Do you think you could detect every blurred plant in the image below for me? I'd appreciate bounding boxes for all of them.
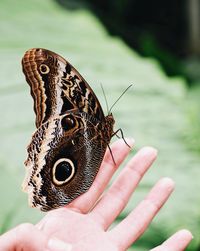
[0,208,17,235]
[184,84,200,153]
[56,0,200,86]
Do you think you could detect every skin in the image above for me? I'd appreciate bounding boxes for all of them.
[0,139,193,251]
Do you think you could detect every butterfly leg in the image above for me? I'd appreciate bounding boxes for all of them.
[112,128,131,148]
[107,144,116,166]
[107,128,130,166]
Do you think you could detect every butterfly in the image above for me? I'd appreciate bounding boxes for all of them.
[22,48,115,211]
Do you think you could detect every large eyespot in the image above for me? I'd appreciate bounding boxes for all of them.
[61,115,76,131]
[39,64,50,74]
[52,158,75,186]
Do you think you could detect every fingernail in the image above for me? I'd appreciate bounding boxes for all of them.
[48,238,72,251]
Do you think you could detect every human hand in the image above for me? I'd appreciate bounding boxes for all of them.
[0,139,193,251]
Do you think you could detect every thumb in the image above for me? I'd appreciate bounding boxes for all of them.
[0,223,48,251]
[0,223,72,251]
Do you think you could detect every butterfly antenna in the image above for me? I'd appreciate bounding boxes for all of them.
[108,84,132,114]
[100,83,109,115]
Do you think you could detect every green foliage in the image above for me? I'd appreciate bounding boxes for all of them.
[0,0,199,250]
[184,84,200,153]
[139,33,184,77]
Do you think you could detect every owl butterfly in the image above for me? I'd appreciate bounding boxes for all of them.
[22,48,115,211]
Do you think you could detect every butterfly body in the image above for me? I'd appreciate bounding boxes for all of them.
[22,48,114,211]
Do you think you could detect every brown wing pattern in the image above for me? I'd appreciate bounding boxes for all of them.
[22,48,115,211]
[22,48,105,128]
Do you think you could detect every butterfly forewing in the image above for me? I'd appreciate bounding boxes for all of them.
[22,48,105,128]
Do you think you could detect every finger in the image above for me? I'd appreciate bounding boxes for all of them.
[0,223,72,251]
[0,223,47,251]
[90,147,157,229]
[109,177,175,250]
[67,138,134,213]
[150,229,193,251]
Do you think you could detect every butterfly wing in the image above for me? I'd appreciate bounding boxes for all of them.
[22,48,105,128]
[22,48,115,211]
[23,113,112,211]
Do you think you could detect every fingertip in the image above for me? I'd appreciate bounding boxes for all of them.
[152,177,175,198]
[111,137,135,148]
[124,137,135,148]
[149,229,193,251]
[159,177,175,191]
[140,146,158,158]
[133,146,158,169]
[146,177,175,208]
[176,229,194,240]
[104,137,134,165]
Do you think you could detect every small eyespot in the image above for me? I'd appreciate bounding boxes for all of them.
[61,115,75,131]
[52,158,75,186]
[39,64,50,74]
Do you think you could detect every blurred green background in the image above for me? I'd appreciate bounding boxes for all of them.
[0,0,200,250]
